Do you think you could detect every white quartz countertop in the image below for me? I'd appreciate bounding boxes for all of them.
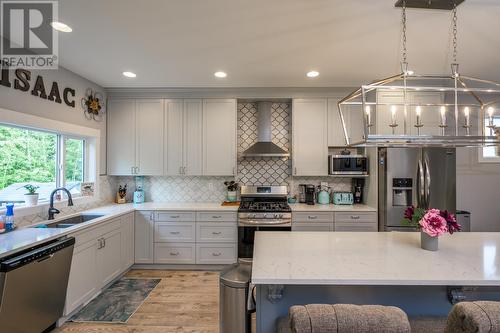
[290,203,376,212]
[0,202,237,259]
[252,231,500,286]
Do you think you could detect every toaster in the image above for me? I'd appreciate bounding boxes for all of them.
[333,192,354,205]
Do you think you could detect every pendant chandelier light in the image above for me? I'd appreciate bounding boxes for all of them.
[338,0,500,147]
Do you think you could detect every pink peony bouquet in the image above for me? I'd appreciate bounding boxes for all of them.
[402,206,461,237]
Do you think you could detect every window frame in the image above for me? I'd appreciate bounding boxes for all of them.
[0,123,90,206]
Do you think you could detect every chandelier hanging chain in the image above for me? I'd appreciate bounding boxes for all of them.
[401,0,408,73]
[451,2,459,75]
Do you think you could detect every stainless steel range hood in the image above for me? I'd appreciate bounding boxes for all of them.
[242,102,290,157]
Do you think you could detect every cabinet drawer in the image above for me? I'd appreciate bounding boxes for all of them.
[196,222,237,242]
[292,222,333,232]
[154,243,196,264]
[196,243,237,264]
[155,222,195,242]
[156,211,195,222]
[334,222,378,232]
[71,217,121,248]
[292,212,334,223]
[335,212,377,223]
[196,212,237,222]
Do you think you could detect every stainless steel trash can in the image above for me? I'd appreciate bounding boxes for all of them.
[456,210,471,232]
[220,262,252,333]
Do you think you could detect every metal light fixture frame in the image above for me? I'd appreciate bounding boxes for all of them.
[338,72,500,147]
[338,0,500,148]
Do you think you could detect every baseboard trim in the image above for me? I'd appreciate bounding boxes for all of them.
[132,263,229,271]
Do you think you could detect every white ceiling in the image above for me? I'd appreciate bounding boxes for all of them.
[57,0,500,88]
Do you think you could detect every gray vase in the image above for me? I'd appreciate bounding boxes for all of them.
[421,232,438,251]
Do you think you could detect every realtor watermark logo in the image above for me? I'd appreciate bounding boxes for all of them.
[1,0,58,69]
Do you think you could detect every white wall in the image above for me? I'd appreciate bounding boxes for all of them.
[0,64,107,174]
[457,148,500,231]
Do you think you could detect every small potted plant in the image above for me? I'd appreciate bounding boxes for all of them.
[224,181,238,202]
[21,184,40,206]
[402,206,461,251]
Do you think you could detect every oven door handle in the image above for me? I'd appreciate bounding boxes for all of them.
[239,219,292,226]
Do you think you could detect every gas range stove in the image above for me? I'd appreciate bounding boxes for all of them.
[238,186,291,226]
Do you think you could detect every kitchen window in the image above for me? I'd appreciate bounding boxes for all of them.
[480,115,500,162]
[0,124,87,207]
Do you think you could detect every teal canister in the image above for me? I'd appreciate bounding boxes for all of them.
[317,190,330,205]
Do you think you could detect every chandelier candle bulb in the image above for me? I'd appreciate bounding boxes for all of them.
[416,106,422,125]
[440,106,447,126]
[464,107,470,127]
[391,105,397,125]
[365,106,372,126]
[488,107,495,126]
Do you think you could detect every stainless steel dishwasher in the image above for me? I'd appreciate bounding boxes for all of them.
[0,236,75,333]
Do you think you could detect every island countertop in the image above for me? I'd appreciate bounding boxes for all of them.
[251,231,500,286]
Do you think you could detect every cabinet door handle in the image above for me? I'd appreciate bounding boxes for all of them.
[170,251,180,256]
[308,216,317,220]
[103,238,106,248]
[149,212,154,221]
[135,166,139,174]
[212,215,222,219]
[131,166,134,175]
[170,215,180,219]
[183,166,187,175]
[179,166,183,175]
[170,231,180,235]
[212,231,222,235]
[350,215,360,220]
[212,252,222,257]
[97,238,102,249]
[294,167,297,175]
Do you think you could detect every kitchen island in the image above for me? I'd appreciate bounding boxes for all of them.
[252,231,500,333]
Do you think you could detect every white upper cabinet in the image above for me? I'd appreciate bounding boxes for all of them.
[109,98,236,176]
[328,98,346,147]
[164,99,203,176]
[107,99,136,175]
[136,99,164,175]
[164,99,184,176]
[202,99,237,176]
[183,100,203,175]
[292,99,328,176]
[107,99,164,176]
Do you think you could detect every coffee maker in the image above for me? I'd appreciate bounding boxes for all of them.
[352,178,365,204]
[305,185,316,205]
[298,184,307,203]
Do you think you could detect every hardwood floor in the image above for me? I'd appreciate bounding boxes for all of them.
[55,270,220,333]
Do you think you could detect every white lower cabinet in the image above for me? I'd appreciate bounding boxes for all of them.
[135,211,154,264]
[97,228,122,287]
[121,213,134,270]
[292,211,378,232]
[64,239,98,315]
[154,243,196,264]
[333,212,378,231]
[196,243,237,264]
[65,214,132,316]
[155,222,196,243]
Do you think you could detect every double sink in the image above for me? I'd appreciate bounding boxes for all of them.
[40,214,105,228]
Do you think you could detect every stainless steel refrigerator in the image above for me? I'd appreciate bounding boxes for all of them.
[378,147,456,231]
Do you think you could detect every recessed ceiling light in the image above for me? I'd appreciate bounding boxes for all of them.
[214,71,227,78]
[50,21,72,32]
[122,71,137,78]
[306,71,319,78]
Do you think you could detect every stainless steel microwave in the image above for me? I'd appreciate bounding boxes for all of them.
[328,155,368,175]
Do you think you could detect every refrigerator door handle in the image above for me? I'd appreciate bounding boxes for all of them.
[424,155,431,209]
[416,160,424,208]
